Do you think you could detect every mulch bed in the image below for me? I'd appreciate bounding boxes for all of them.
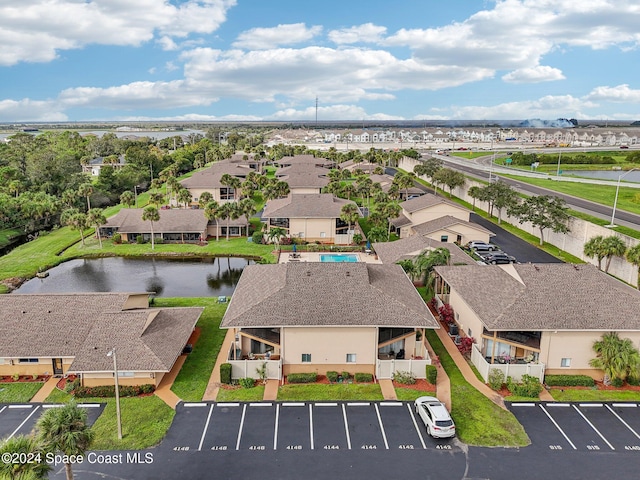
[392,379,436,392]
[0,375,49,383]
[549,381,640,392]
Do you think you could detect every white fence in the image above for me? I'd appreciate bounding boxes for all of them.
[376,358,432,379]
[471,345,545,383]
[228,360,282,380]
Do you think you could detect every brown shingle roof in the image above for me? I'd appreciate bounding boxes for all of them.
[412,215,495,237]
[401,193,468,214]
[373,237,474,265]
[435,263,640,331]
[221,263,438,328]
[262,194,358,219]
[276,155,333,168]
[181,160,253,189]
[103,208,209,234]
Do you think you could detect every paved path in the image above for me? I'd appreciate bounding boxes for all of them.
[378,378,397,400]
[263,379,279,400]
[154,355,186,409]
[424,338,452,411]
[203,329,235,401]
[30,376,60,403]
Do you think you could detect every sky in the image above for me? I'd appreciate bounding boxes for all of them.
[1,0,639,123]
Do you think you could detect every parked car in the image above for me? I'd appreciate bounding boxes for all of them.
[414,396,456,438]
[481,252,516,264]
[467,240,498,251]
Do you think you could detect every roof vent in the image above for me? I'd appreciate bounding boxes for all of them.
[533,264,539,271]
[346,271,351,277]
[306,271,311,276]
[22,310,26,314]
[573,264,579,270]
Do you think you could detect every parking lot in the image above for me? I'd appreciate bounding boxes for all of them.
[509,402,640,452]
[163,401,458,453]
[0,403,104,440]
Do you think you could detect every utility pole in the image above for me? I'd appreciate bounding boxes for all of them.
[315,96,318,128]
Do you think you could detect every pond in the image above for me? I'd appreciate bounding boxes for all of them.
[13,256,254,297]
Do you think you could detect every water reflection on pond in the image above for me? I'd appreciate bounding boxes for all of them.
[14,256,254,297]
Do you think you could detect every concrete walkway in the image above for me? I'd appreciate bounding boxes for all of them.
[154,355,186,409]
[434,326,507,409]
[424,338,452,411]
[378,379,397,400]
[203,329,236,401]
[263,379,279,400]
[30,376,60,403]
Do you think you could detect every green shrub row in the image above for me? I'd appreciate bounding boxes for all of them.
[354,373,373,383]
[220,363,232,384]
[287,373,318,384]
[425,365,437,385]
[392,371,416,385]
[238,377,256,389]
[73,384,155,398]
[544,374,595,387]
[326,371,351,382]
[488,368,505,391]
[506,374,543,398]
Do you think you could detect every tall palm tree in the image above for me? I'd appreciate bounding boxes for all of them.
[120,190,135,208]
[340,203,360,240]
[602,236,627,273]
[149,192,164,208]
[77,183,93,211]
[220,173,242,200]
[0,435,50,479]
[86,208,106,248]
[142,205,160,250]
[589,332,640,383]
[267,227,286,247]
[468,185,482,211]
[238,197,257,237]
[224,201,241,240]
[177,187,192,208]
[204,200,221,241]
[36,401,94,480]
[625,243,640,290]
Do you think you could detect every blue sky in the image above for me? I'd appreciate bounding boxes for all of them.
[1,0,639,122]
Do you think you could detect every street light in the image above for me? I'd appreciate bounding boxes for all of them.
[606,168,638,228]
[107,348,123,440]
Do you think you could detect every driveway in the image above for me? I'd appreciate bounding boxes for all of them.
[470,213,563,264]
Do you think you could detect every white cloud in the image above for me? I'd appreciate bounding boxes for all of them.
[446,94,595,119]
[0,98,67,122]
[267,104,403,121]
[586,84,640,103]
[0,0,236,66]
[328,23,387,44]
[157,36,179,51]
[502,65,565,83]
[232,23,322,50]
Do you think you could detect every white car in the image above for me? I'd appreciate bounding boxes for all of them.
[414,396,456,438]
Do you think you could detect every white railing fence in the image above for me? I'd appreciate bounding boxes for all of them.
[471,345,545,383]
[228,360,282,380]
[376,358,432,379]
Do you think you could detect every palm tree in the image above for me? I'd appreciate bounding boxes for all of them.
[77,183,93,211]
[223,202,241,240]
[584,235,607,270]
[0,435,50,479]
[204,200,222,241]
[149,192,164,208]
[340,203,360,240]
[220,173,241,200]
[198,191,213,206]
[120,190,135,208]
[177,187,192,208]
[413,247,451,293]
[602,236,627,273]
[589,332,640,384]
[267,227,286,247]
[142,206,160,250]
[86,208,106,248]
[36,401,94,480]
[468,185,483,211]
[238,197,257,236]
[625,243,640,290]
[61,209,88,246]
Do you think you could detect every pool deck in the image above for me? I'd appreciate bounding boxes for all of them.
[278,251,382,264]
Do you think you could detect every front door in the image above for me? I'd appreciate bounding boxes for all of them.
[52,358,63,375]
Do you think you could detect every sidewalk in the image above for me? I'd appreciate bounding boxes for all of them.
[154,355,186,409]
[203,329,236,401]
[434,326,507,409]
[30,376,59,403]
[424,338,452,411]
[263,379,279,400]
[379,379,397,400]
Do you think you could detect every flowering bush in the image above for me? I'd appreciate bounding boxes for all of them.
[438,304,455,324]
[457,336,476,356]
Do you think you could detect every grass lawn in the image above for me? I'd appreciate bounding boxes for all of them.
[151,297,228,401]
[45,389,175,450]
[0,382,44,403]
[216,386,266,402]
[277,384,384,401]
[394,388,431,402]
[0,228,21,249]
[550,389,640,402]
[425,330,529,447]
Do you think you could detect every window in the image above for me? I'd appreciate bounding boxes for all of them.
[118,371,135,377]
[346,354,356,363]
[18,358,38,364]
[302,354,311,363]
[440,235,449,242]
[560,358,571,368]
[320,232,326,238]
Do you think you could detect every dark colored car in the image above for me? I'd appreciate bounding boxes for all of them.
[482,252,516,264]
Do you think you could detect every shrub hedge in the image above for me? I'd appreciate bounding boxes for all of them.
[354,373,373,383]
[238,377,256,389]
[287,373,317,384]
[425,365,437,385]
[326,371,339,382]
[73,384,155,398]
[544,374,595,387]
[220,363,232,384]
[506,374,543,398]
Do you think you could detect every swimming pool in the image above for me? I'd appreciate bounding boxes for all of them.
[320,254,359,263]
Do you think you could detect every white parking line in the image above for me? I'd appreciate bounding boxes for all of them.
[273,404,280,450]
[8,405,33,409]
[314,403,337,407]
[605,404,640,440]
[250,403,272,407]
[612,403,637,408]
[572,405,615,450]
[511,403,536,407]
[42,404,64,409]
[379,402,403,407]
[347,402,370,407]
[374,404,389,450]
[407,404,427,449]
[0,406,6,415]
[6,406,40,441]
[184,402,207,407]
[342,403,352,450]
[198,404,214,451]
[282,403,305,407]
[546,403,571,407]
[309,404,314,450]
[215,403,240,407]
[579,403,603,407]
[236,404,247,451]
[539,404,577,450]
[77,404,101,408]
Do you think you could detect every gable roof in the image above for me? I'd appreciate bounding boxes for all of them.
[262,194,358,219]
[373,236,475,266]
[435,263,640,331]
[412,215,495,237]
[221,263,439,329]
[276,154,333,168]
[181,160,253,189]
[401,193,468,214]
[103,208,209,234]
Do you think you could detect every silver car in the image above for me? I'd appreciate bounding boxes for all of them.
[414,396,456,438]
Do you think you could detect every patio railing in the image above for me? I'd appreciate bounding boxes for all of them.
[228,359,282,380]
[376,358,432,379]
[471,344,545,383]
